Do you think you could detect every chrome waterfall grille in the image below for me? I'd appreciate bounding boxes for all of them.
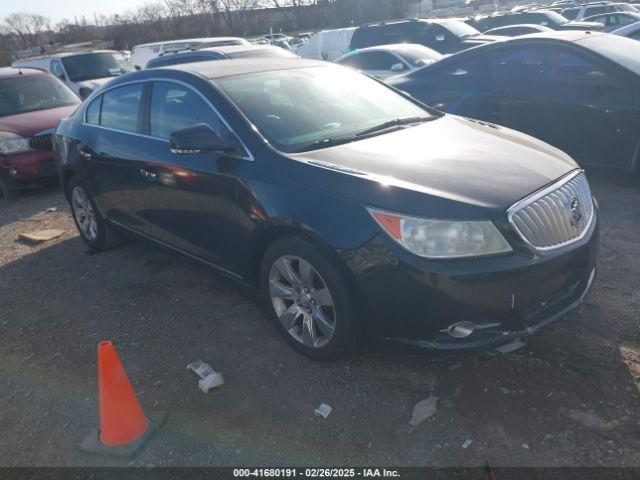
[508,171,594,251]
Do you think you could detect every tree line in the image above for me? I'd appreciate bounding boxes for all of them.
[0,0,420,66]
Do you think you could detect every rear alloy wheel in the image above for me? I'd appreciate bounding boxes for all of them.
[71,186,98,242]
[261,236,359,360]
[67,176,123,252]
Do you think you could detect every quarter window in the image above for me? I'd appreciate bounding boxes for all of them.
[85,96,102,124]
[149,82,231,141]
[50,60,65,79]
[100,84,143,133]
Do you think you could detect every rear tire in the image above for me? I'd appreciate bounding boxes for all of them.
[260,235,359,361]
[67,175,123,252]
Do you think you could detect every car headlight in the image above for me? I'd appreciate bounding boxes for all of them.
[0,131,33,155]
[368,207,512,259]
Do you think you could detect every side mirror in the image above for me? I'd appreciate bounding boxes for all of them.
[169,123,242,157]
[57,73,66,81]
[435,34,445,42]
[391,62,406,72]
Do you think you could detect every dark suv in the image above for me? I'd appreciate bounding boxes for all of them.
[467,10,604,31]
[350,18,501,54]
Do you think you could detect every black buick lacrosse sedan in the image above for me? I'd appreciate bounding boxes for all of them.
[54,59,598,360]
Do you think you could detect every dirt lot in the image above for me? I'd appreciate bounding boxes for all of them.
[0,172,639,468]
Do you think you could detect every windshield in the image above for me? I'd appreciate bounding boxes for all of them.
[395,45,443,65]
[61,52,134,82]
[216,66,432,153]
[0,75,79,117]
[440,20,482,37]
[539,11,570,24]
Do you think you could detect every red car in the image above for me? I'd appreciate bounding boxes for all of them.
[0,67,80,198]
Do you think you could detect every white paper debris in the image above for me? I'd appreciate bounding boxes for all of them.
[409,396,439,429]
[187,360,225,394]
[462,439,473,449]
[314,403,332,418]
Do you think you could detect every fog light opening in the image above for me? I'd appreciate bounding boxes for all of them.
[448,321,476,338]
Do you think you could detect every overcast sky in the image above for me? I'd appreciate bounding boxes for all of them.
[0,0,150,24]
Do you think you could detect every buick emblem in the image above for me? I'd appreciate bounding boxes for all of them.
[569,198,584,227]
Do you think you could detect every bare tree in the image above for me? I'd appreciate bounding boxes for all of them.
[0,24,16,66]
[4,13,50,49]
[208,0,262,35]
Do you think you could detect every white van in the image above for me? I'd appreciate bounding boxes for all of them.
[294,27,357,61]
[130,37,250,70]
[12,50,134,98]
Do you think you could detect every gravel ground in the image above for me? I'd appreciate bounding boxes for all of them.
[0,172,639,468]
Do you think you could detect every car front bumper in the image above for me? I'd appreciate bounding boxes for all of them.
[0,151,57,188]
[341,213,599,351]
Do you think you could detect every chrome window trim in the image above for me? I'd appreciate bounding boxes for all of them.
[81,77,254,161]
[507,169,596,252]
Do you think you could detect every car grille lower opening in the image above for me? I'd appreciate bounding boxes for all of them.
[28,133,53,151]
[508,171,594,251]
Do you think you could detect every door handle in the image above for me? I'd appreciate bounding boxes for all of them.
[139,168,157,181]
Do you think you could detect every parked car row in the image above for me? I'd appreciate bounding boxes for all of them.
[8,7,636,361]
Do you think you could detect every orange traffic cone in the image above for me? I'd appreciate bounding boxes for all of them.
[80,341,165,458]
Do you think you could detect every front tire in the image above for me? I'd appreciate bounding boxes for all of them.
[260,236,359,361]
[67,176,123,252]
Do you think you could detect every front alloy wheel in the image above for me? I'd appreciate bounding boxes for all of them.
[269,255,337,349]
[261,236,359,360]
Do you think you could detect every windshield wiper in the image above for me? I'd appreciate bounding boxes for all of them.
[291,135,360,153]
[355,116,433,137]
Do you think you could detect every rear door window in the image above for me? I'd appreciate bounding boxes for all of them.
[149,81,232,141]
[356,51,401,70]
[563,8,580,20]
[585,6,608,16]
[50,60,65,79]
[337,53,366,69]
[100,83,143,133]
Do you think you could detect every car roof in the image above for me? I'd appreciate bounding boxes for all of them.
[162,58,325,79]
[17,50,118,61]
[585,11,640,18]
[414,30,606,65]
[134,37,246,49]
[345,43,435,54]
[195,45,282,54]
[0,67,46,78]
[486,23,552,31]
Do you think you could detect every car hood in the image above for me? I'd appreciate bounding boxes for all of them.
[0,104,79,137]
[289,115,577,213]
[77,77,113,92]
[558,21,604,30]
